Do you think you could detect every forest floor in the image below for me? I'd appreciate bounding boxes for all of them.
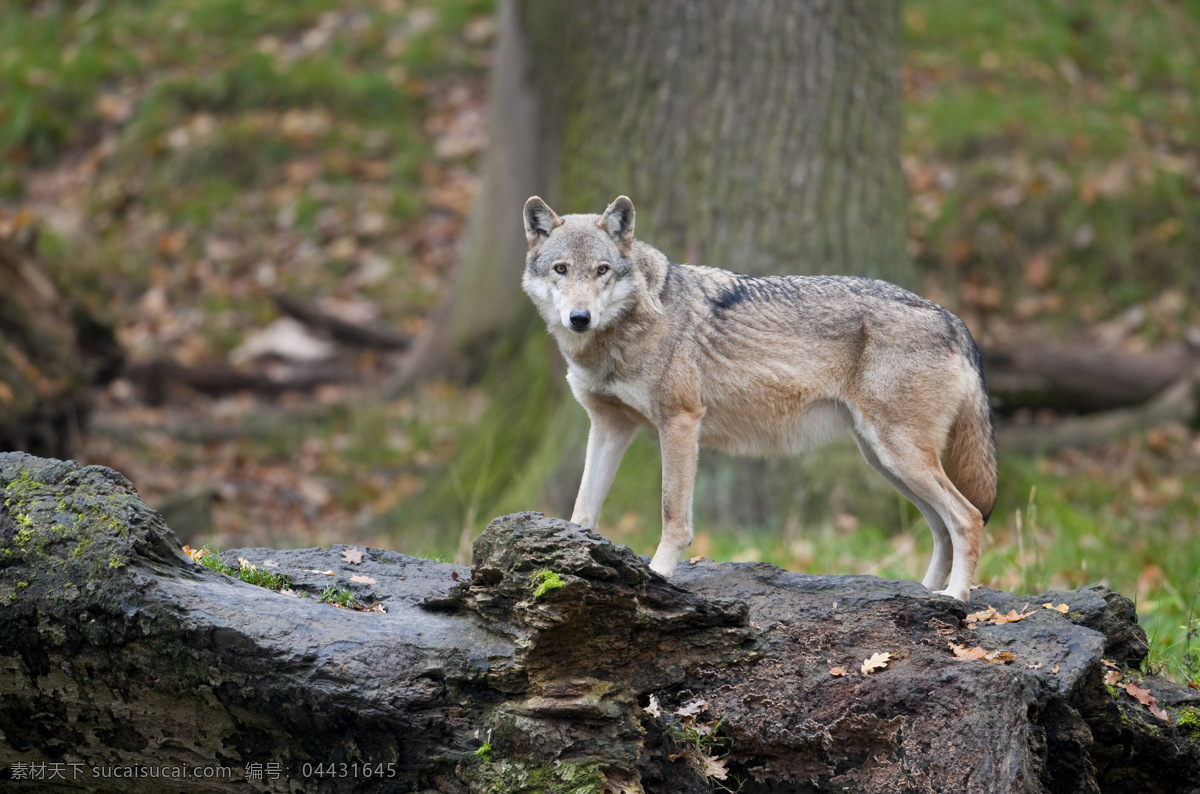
[1,0,1197,683]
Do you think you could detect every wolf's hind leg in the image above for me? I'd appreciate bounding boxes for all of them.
[649,407,706,578]
[854,433,953,591]
[571,406,638,530]
[856,428,982,602]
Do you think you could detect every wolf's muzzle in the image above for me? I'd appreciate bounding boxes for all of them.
[569,310,591,332]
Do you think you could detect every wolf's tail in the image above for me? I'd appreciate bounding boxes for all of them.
[943,358,998,524]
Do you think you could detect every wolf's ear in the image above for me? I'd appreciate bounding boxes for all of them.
[597,195,635,253]
[523,196,563,249]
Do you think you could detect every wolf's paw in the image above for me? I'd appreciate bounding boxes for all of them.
[648,552,678,579]
[934,587,969,604]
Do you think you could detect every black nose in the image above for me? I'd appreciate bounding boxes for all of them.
[569,310,591,331]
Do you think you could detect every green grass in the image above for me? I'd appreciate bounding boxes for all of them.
[905,0,1200,320]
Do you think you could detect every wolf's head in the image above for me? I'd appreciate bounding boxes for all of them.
[521,195,648,336]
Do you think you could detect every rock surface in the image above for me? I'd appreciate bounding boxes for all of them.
[1,452,1197,793]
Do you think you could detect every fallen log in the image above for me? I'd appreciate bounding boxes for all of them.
[982,337,1200,414]
[1,452,1197,793]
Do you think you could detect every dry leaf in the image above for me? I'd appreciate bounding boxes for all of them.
[643,695,662,718]
[949,642,1015,664]
[861,652,893,675]
[1104,670,1122,686]
[965,606,998,624]
[262,559,279,568]
[300,568,336,576]
[703,755,729,780]
[1051,664,1061,674]
[966,605,1034,627]
[350,574,377,585]
[829,666,849,677]
[675,698,708,718]
[1026,662,1043,670]
[1188,680,1199,691]
[363,602,386,613]
[1101,659,1121,670]
[1120,682,1169,720]
[687,555,707,565]
[1043,602,1069,613]
[342,547,364,564]
[1123,683,1154,705]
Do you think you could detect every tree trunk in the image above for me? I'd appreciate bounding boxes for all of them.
[0,230,121,459]
[3,453,1198,793]
[407,0,908,380]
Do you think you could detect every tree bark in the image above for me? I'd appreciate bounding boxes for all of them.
[406,0,908,380]
[3,453,1198,793]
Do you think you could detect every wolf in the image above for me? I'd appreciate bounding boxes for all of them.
[521,195,997,603]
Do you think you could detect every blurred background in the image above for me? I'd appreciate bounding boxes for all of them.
[0,0,1196,682]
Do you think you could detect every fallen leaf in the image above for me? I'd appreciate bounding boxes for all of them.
[1104,670,1122,686]
[966,605,1035,627]
[350,574,377,585]
[1188,680,1199,691]
[675,698,708,718]
[1043,603,1069,613]
[949,642,1015,664]
[965,606,998,624]
[1123,682,1155,706]
[1101,659,1120,670]
[703,755,729,780]
[861,652,893,675]
[687,555,707,565]
[829,666,849,677]
[1051,664,1061,674]
[341,547,364,564]
[643,695,661,718]
[1120,682,1170,720]
[300,569,336,576]
[363,602,386,613]
[1026,662,1043,670]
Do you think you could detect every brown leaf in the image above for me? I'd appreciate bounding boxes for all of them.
[1104,670,1122,686]
[687,555,707,565]
[1101,659,1120,670]
[350,574,376,585]
[1148,703,1171,722]
[966,605,1034,627]
[1123,683,1155,706]
[949,642,1014,664]
[861,652,893,675]
[829,666,848,677]
[341,547,364,564]
[1051,664,1061,674]
[1043,603,1070,613]
[703,755,729,780]
[675,698,708,718]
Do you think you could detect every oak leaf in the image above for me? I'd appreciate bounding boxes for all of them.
[1043,602,1069,613]
[1104,670,1122,686]
[829,666,849,677]
[861,652,893,675]
[675,698,708,718]
[341,547,364,564]
[703,755,729,780]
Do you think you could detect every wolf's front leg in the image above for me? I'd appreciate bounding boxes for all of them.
[649,407,706,577]
[570,406,638,530]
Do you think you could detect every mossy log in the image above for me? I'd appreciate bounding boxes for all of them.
[1,452,1197,793]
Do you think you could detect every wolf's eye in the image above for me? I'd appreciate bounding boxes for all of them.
[553,263,567,274]
[596,264,609,276]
